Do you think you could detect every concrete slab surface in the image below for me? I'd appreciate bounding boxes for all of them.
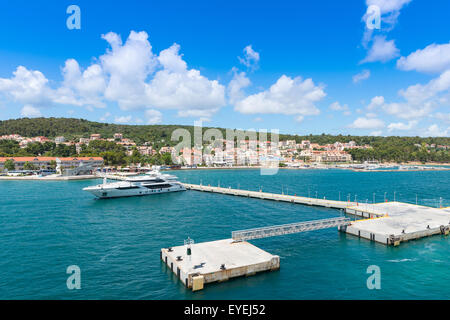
[345,202,450,244]
[161,238,279,290]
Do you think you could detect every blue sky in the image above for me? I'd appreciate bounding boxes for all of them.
[0,0,449,136]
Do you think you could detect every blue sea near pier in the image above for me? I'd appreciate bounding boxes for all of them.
[0,168,449,300]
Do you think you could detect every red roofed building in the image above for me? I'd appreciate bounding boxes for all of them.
[32,136,51,143]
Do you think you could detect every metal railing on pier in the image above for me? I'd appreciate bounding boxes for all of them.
[232,217,351,241]
[183,183,355,209]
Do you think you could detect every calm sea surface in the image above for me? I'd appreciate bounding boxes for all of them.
[0,168,449,299]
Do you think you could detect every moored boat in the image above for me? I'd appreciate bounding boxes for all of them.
[83,171,186,199]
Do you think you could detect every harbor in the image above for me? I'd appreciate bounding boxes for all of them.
[93,176,450,249]
[1,0,450,303]
[1,167,449,299]
[159,182,449,290]
[182,183,450,245]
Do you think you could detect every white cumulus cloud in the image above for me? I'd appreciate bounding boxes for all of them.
[0,30,227,120]
[0,66,53,111]
[366,0,412,14]
[330,101,348,111]
[114,115,133,123]
[146,44,226,118]
[227,68,251,104]
[145,109,162,124]
[21,105,42,117]
[158,43,188,73]
[361,36,400,63]
[353,69,371,83]
[100,112,111,121]
[349,117,385,129]
[370,130,383,136]
[424,124,449,137]
[365,70,450,122]
[234,75,325,118]
[362,0,411,46]
[387,120,418,131]
[100,31,158,110]
[397,42,450,73]
[434,112,450,124]
[57,59,106,108]
[367,96,385,110]
[329,102,351,115]
[238,45,260,70]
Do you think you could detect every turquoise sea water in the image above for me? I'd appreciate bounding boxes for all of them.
[0,168,449,300]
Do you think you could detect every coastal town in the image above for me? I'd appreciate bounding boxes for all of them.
[1,131,449,177]
[0,132,372,173]
[2,0,450,304]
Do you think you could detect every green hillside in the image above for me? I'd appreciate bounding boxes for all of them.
[0,117,449,163]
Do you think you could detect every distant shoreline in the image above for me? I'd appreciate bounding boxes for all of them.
[1,162,449,181]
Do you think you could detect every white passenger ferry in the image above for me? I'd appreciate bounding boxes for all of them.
[83,171,186,199]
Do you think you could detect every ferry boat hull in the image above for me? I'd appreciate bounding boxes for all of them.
[84,183,186,199]
[82,171,186,199]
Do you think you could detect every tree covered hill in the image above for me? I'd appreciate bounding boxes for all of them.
[1,117,450,163]
[1,117,449,144]
[0,117,191,146]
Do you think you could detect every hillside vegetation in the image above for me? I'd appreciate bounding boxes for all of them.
[0,117,449,163]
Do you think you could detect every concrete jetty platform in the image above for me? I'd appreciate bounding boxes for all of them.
[184,183,355,209]
[342,202,450,245]
[161,239,280,291]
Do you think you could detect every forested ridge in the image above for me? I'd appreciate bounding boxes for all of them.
[1,117,449,163]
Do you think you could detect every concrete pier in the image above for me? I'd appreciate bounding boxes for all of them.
[160,203,450,292]
[184,183,355,209]
[342,202,450,245]
[161,239,280,291]
[184,184,450,246]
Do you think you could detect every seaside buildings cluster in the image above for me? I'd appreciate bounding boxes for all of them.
[0,133,377,169]
[0,134,109,173]
[171,139,371,167]
[0,156,103,174]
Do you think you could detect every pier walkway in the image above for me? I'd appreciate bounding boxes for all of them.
[184,183,355,209]
[232,217,351,241]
